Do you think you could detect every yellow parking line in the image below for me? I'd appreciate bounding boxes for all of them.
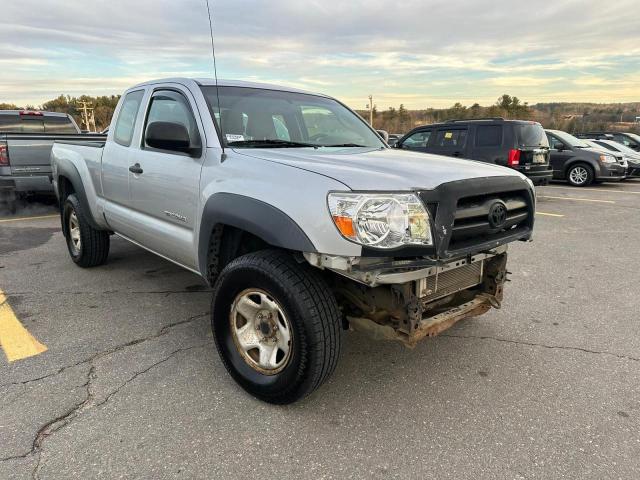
[0,290,47,362]
[0,214,59,223]
[538,195,615,204]
[544,186,640,195]
[536,211,564,217]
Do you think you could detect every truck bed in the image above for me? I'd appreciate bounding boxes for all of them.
[0,133,106,196]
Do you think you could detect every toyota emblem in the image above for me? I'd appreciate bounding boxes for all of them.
[488,201,508,229]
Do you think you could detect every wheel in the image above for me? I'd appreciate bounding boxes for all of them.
[62,194,110,267]
[567,163,594,187]
[211,249,342,404]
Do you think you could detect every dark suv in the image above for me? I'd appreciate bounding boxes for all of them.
[575,132,640,152]
[396,118,552,185]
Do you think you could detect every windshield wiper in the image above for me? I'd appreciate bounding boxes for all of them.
[228,139,317,148]
[324,143,367,147]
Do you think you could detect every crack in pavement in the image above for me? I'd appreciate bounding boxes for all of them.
[0,311,209,389]
[93,341,213,411]
[0,366,94,465]
[441,333,640,362]
[1,341,212,479]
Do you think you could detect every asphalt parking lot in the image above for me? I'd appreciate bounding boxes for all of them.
[1,182,639,479]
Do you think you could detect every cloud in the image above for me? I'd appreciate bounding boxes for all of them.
[0,0,638,107]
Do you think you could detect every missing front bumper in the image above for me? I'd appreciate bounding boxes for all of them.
[338,251,508,347]
[348,294,496,348]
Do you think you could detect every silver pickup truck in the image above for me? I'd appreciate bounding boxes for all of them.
[0,110,104,212]
[51,78,536,404]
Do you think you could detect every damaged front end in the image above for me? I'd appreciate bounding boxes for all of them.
[306,176,534,347]
[306,246,509,347]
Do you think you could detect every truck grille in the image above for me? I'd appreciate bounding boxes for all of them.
[449,191,530,250]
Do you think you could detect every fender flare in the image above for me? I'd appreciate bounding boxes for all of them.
[55,158,102,231]
[198,193,316,275]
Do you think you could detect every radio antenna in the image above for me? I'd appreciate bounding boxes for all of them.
[205,0,224,153]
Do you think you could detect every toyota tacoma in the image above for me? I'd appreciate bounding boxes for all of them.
[51,78,536,404]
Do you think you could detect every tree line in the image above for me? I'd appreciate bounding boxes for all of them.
[357,95,640,135]
[1,93,638,135]
[0,95,121,131]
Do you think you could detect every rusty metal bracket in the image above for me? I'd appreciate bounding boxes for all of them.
[348,294,495,348]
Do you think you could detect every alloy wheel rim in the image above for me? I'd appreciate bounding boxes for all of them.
[68,211,81,253]
[229,289,292,375]
[570,166,588,185]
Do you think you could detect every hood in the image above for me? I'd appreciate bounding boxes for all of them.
[235,147,524,191]
[585,147,622,159]
[626,155,640,166]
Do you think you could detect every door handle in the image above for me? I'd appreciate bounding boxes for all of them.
[129,163,143,174]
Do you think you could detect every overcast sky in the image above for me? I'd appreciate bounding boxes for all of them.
[2,0,639,109]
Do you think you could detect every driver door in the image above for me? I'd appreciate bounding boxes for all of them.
[546,133,572,176]
[127,87,205,269]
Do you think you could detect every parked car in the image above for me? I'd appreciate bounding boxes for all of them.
[585,138,640,179]
[545,129,626,186]
[582,140,629,177]
[0,110,105,212]
[395,118,553,185]
[51,78,536,404]
[386,133,403,146]
[575,132,640,152]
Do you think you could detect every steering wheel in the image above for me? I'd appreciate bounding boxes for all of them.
[309,133,330,142]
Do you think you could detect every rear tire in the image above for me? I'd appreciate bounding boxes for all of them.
[211,249,342,404]
[62,194,110,267]
[567,163,594,187]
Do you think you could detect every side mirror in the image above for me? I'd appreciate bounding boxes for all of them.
[553,142,565,151]
[376,129,389,142]
[145,121,194,154]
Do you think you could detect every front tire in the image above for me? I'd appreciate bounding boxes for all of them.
[211,249,342,404]
[567,163,594,187]
[63,194,110,267]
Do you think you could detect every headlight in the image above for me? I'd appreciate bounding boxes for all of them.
[327,192,432,248]
[599,154,616,163]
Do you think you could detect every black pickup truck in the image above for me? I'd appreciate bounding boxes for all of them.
[0,110,105,212]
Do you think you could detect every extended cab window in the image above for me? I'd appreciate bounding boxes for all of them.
[114,90,144,147]
[144,90,201,152]
[435,129,468,147]
[475,125,502,147]
[402,130,431,149]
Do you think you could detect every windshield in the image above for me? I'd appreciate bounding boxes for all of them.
[550,130,590,148]
[601,141,638,155]
[515,123,549,148]
[200,86,385,149]
[586,140,609,151]
[598,140,640,155]
[626,133,640,144]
